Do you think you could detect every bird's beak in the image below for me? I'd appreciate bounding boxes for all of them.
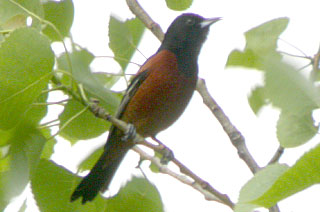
[200,17,222,28]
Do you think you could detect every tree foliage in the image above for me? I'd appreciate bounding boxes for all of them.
[0,0,319,212]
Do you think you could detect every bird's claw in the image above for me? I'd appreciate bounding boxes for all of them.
[121,124,136,142]
[160,147,174,164]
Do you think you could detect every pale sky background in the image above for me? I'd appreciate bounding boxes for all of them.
[6,0,320,212]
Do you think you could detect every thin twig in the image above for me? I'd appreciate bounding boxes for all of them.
[38,123,60,129]
[278,50,312,71]
[278,51,312,60]
[40,118,59,127]
[297,62,312,72]
[126,0,164,41]
[196,78,260,173]
[32,98,71,106]
[95,55,142,67]
[269,205,280,212]
[311,43,320,80]
[46,105,89,141]
[172,157,234,208]
[279,38,309,58]
[41,85,65,93]
[148,137,234,208]
[132,146,234,209]
[268,146,284,165]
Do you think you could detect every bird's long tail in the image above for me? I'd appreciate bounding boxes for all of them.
[70,133,131,204]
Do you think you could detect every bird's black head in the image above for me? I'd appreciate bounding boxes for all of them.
[159,13,221,60]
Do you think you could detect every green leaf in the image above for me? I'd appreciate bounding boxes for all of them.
[149,152,162,173]
[0,146,10,169]
[42,0,74,41]
[40,138,56,159]
[40,128,57,159]
[57,49,120,117]
[78,147,103,171]
[18,199,27,212]
[0,28,54,130]
[226,18,289,69]
[93,72,121,89]
[0,127,46,207]
[22,128,47,176]
[0,172,10,210]
[226,49,262,69]
[245,18,288,54]
[106,177,164,212]
[0,0,44,30]
[235,164,289,212]
[0,88,48,147]
[264,60,319,112]
[109,17,145,71]
[248,86,267,114]
[31,159,103,212]
[0,128,14,146]
[253,144,320,207]
[165,0,193,11]
[22,86,49,126]
[59,99,109,141]
[0,14,26,30]
[277,111,317,147]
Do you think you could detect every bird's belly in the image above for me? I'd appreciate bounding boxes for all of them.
[123,71,197,137]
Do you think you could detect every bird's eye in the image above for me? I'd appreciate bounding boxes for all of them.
[185,18,195,26]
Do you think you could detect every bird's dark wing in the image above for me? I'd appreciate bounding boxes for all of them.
[115,68,150,119]
[104,68,150,148]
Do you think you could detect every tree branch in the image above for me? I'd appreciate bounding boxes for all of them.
[196,78,261,174]
[311,43,320,79]
[133,146,234,209]
[126,0,164,41]
[268,146,284,165]
[269,205,280,212]
[149,137,234,208]
[196,79,281,212]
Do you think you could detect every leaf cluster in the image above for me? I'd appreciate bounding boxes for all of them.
[227,18,320,212]
[0,0,319,212]
[0,0,161,211]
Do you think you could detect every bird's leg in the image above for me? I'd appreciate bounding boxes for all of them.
[121,123,137,141]
[151,136,174,164]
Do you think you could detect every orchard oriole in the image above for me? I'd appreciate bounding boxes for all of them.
[70,13,221,204]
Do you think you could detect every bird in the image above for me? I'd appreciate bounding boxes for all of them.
[70,13,221,204]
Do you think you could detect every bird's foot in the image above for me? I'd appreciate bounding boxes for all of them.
[159,146,174,165]
[151,136,175,164]
[121,123,136,142]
